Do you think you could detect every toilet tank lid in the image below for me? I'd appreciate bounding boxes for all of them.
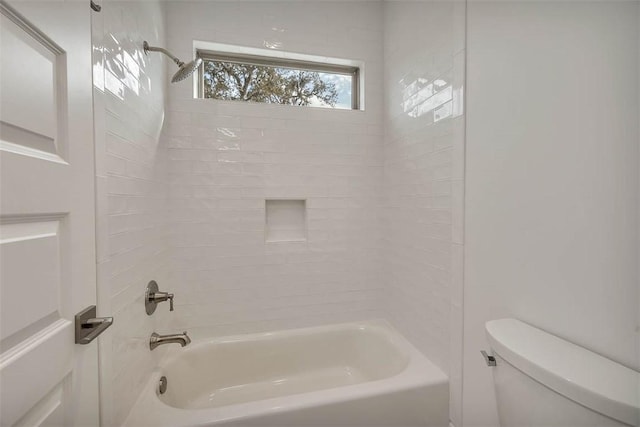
[486,318,639,427]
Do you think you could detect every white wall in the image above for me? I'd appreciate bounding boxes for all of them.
[382,1,465,425]
[463,2,640,425]
[92,2,170,424]
[162,1,386,338]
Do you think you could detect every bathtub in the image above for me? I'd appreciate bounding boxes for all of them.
[124,320,449,427]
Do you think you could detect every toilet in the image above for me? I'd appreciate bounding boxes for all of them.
[486,319,639,427]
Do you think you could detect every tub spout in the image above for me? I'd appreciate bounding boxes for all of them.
[150,331,191,351]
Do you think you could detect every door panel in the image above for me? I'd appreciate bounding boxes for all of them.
[0,1,99,425]
[1,321,73,426]
[15,382,68,427]
[0,8,60,151]
[0,219,62,341]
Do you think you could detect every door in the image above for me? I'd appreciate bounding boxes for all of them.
[0,1,99,425]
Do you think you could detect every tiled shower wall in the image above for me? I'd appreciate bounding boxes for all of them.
[92,1,170,425]
[94,1,466,424]
[383,1,465,425]
[162,1,386,337]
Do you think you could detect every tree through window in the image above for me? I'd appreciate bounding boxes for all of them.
[198,52,359,110]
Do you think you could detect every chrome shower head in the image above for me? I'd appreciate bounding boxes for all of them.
[143,41,202,84]
[171,57,203,83]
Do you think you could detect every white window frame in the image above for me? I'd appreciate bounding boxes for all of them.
[192,41,364,110]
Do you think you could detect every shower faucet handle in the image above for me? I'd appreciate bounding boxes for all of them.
[145,280,175,315]
[153,291,174,311]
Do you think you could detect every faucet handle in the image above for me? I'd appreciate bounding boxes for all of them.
[145,281,176,315]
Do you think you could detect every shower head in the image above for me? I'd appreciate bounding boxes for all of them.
[143,41,202,83]
[171,57,203,83]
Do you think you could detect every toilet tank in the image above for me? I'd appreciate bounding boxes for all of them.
[485,319,639,427]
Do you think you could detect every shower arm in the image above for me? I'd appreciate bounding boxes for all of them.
[143,41,184,67]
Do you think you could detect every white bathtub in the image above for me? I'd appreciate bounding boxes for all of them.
[124,320,449,427]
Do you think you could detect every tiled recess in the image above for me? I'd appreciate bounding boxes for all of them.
[265,200,307,242]
[94,1,466,424]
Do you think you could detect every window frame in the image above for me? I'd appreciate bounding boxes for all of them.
[196,50,360,110]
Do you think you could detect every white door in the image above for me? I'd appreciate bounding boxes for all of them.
[0,1,100,425]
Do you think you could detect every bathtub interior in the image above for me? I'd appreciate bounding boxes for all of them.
[159,324,411,410]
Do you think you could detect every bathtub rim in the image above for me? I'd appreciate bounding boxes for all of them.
[124,319,448,427]
[159,317,413,407]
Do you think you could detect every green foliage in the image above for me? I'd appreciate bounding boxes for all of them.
[203,61,339,107]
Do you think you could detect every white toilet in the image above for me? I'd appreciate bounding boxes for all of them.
[486,319,639,427]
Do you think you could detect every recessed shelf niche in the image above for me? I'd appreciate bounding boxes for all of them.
[265,199,307,243]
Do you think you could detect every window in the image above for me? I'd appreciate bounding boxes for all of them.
[197,51,359,110]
